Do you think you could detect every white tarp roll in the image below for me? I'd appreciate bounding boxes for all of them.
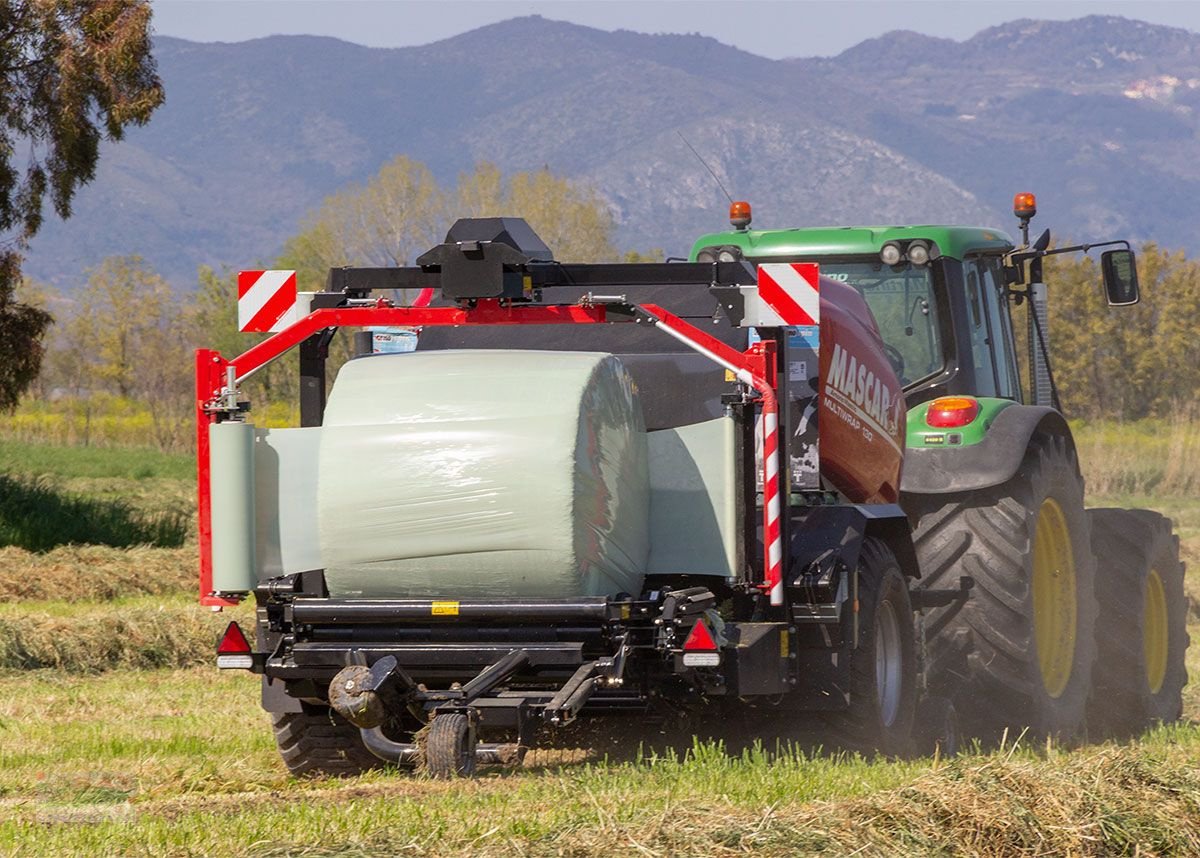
[209,421,258,594]
[317,350,650,599]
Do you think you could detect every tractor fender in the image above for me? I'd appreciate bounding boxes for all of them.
[900,405,1073,495]
[788,503,919,580]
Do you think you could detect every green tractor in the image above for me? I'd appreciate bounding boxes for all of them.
[691,194,1190,740]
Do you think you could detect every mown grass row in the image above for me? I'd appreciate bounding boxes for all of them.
[0,545,193,602]
[0,596,246,672]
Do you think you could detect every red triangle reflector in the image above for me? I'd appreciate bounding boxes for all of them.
[217,621,251,654]
[683,619,718,651]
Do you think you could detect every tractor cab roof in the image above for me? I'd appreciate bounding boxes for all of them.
[690,225,1015,262]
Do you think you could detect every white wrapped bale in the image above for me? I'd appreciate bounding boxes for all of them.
[318,350,649,599]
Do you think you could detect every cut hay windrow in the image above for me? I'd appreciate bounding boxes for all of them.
[0,544,194,601]
[0,600,245,673]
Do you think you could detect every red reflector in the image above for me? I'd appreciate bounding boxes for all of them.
[217,621,251,654]
[926,397,980,428]
[683,620,718,651]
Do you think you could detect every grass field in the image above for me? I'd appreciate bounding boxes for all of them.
[0,435,1197,856]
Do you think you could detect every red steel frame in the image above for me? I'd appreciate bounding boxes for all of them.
[196,298,781,607]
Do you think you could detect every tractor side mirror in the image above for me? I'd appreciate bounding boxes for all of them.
[1101,249,1139,306]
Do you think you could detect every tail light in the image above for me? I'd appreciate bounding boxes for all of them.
[681,619,720,667]
[216,621,254,669]
[926,397,980,428]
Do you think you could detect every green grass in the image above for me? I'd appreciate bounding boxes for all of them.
[0,667,1197,856]
[0,474,189,552]
[0,438,193,482]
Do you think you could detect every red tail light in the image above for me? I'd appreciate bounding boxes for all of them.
[683,620,718,651]
[681,619,720,668]
[217,621,253,669]
[926,397,980,428]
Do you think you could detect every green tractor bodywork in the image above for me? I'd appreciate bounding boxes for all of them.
[688,221,1098,494]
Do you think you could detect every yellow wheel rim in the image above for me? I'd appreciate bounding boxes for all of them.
[1032,498,1077,698]
[1144,569,1169,695]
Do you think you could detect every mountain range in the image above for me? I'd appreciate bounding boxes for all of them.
[23,14,1200,289]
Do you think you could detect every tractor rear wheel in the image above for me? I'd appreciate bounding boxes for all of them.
[1087,508,1189,737]
[909,433,1098,740]
[831,537,918,756]
[272,704,383,777]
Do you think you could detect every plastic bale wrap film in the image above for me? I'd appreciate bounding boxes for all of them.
[317,350,650,598]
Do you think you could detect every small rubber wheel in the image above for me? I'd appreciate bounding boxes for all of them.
[916,695,960,757]
[425,713,477,779]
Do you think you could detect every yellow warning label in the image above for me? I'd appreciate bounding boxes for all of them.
[780,630,790,658]
[724,369,736,382]
[431,601,460,616]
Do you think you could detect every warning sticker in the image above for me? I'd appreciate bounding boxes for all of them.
[431,601,460,616]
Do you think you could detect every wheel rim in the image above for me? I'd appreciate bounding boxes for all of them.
[1032,498,1077,698]
[875,599,903,727]
[1144,569,1169,695]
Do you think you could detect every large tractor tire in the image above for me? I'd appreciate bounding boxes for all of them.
[908,433,1098,740]
[1087,508,1189,738]
[271,705,383,777]
[830,537,918,756]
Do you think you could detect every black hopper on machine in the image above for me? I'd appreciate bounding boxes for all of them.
[417,217,554,302]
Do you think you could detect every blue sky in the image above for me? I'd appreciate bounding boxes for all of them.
[151,0,1200,59]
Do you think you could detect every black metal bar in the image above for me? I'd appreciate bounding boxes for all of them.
[290,597,612,624]
[327,267,439,294]
[529,261,756,288]
[298,333,326,427]
[457,649,530,703]
[360,728,421,766]
[322,261,756,295]
[542,661,599,724]
[290,642,584,667]
[306,625,605,643]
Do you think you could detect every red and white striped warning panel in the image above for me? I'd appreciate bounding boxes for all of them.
[746,262,821,327]
[238,270,309,333]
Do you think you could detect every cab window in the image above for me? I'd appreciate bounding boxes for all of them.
[965,267,998,397]
[813,261,943,388]
[970,257,1020,399]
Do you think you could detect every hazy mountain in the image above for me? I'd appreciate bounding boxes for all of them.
[22,14,1200,290]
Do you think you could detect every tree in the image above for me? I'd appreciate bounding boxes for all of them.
[277,158,632,383]
[0,0,163,410]
[69,255,192,448]
[1043,243,1200,421]
[279,155,445,284]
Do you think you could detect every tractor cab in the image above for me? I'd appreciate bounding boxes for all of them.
[689,196,1139,415]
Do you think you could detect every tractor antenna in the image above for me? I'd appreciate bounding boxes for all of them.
[678,132,734,205]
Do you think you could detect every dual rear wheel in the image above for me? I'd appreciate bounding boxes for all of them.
[1087,508,1189,736]
[911,433,1188,741]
